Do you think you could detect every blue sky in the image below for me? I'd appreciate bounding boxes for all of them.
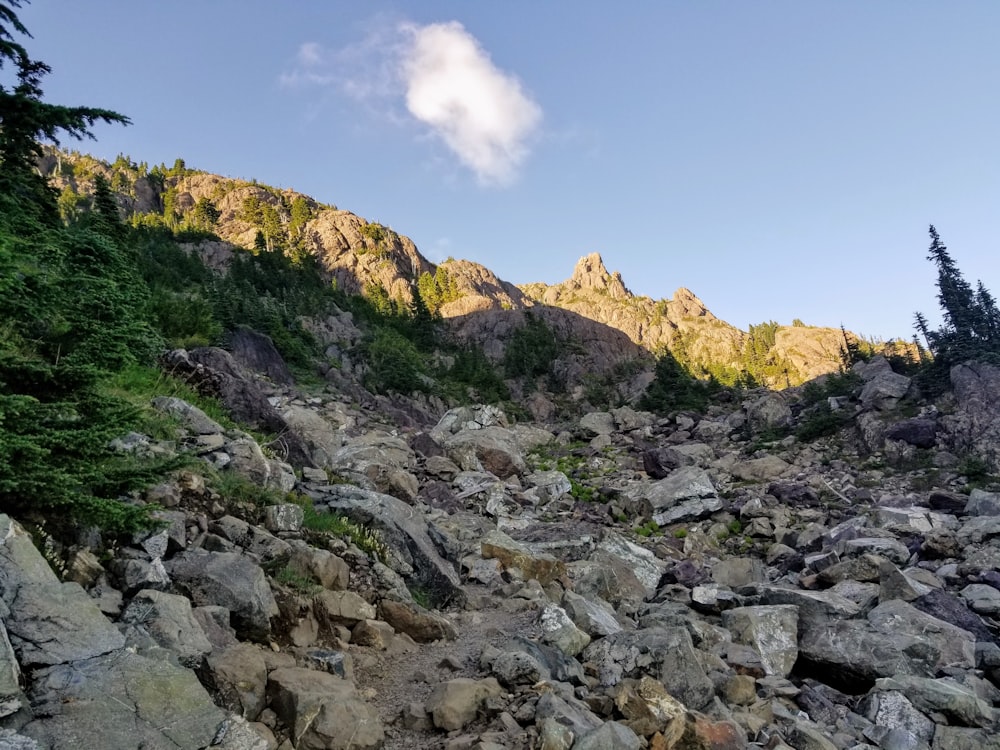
[15,1,1000,341]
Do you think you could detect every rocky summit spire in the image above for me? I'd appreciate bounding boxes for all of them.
[568,253,632,299]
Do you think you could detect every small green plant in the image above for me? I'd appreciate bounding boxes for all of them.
[673,527,688,539]
[795,403,850,442]
[211,471,281,508]
[409,586,432,609]
[290,495,389,562]
[569,478,597,503]
[727,518,743,535]
[957,455,996,491]
[635,520,661,538]
[274,565,322,595]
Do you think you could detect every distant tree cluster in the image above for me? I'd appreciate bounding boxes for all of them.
[916,225,1000,362]
[416,265,462,314]
[914,225,1000,391]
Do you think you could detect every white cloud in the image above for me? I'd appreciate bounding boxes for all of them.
[399,21,542,186]
[278,42,337,87]
[297,42,324,67]
[280,20,542,186]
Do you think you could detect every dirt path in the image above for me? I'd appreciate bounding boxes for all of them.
[352,585,542,750]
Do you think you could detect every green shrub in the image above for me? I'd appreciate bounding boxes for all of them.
[274,565,322,595]
[291,496,389,561]
[0,355,179,534]
[635,520,660,537]
[795,403,850,442]
[800,370,861,407]
[503,313,560,378]
[210,471,280,508]
[639,350,710,414]
[363,328,428,394]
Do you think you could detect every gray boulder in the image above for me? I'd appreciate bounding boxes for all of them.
[538,604,591,656]
[0,515,124,668]
[329,432,418,501]
[594,532,668,598]
[745,392,793,432]
[0,623,20,718]
[857,356,912,410]
[209,515,292,561]
[480,528,567,586]
[965,489,1000,517]
[580,411,615,436]
[166,550,278,642]
[201,642,269,720]
[798,599,975,685]
[443,425,527,478]
[149,395,224,434]
[721,605,799,677]
[534,691,604,737]
[562,590,623,637]
[947,361,1000,471]
[642,466,717,514]
[20,651,225,750]
[424,677,503,731]
[873,675,997,728]
[222,435,296,493]
[582,627,715,710]
[121,588,213,668]
[860,690,935,744]
[574,721,642,750]
[268,667,384,750]
[281,405,345,469]
[315,483,465,607]
[379,599,456,643]
[886,417,937,449]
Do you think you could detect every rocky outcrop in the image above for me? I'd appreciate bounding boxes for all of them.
[520,254,746,371]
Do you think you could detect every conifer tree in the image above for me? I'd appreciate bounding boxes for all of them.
[0,0,170,533]
[0,1,129,214]
[915,225,1000,392]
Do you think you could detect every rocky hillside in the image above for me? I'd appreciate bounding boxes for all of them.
[520,254,890,387]
[42,153,901,388]
[2,336,1000,749]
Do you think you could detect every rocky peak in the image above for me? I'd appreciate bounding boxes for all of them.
[670,286,715,320]
[567,253,631,299]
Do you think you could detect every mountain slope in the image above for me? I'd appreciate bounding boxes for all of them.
[44,152,903,387]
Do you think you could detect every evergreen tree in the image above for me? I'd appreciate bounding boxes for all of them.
[638,348,709,414]
[88,173,126,241]
[926,225,977,359]
[503,313,560,378]
[189,196,220,232]
[0,1,129,215]
[0,0,170,534]
[408,283,437,350]
[915,225,1000,392]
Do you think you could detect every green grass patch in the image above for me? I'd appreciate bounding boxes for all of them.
[289,495,389,561]
[273,565,322,595]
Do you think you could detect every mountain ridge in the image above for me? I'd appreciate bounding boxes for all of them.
[43,150,911,388]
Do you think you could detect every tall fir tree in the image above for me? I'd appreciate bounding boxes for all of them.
[0,1,129,217]
[915,225,1000,393]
